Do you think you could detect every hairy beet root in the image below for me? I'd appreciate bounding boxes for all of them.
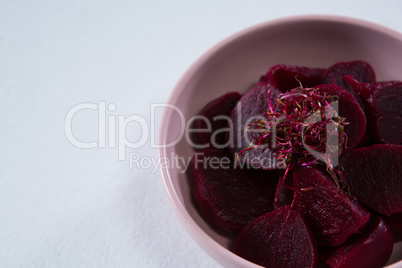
[229,82,282,170]
[235,205,318,268]
[262,64,326,92]
[383,212,402,242]
[339,144,402,216]
[190,92,242,149]
[314,84,367,153]
[320,215,394,268]
[293,165,370,246]
[192,149,278,233]
[324,60,376,108]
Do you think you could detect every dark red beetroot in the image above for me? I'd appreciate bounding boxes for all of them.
[190,92,242,149]
[262,64,326,92]
[235,205,318,268]
[323,60,376,109]
[373,81,402,116]
[320,215,394,268]
[292,165,370,247]
[324,60,376,89]
[339,144,402,216]
[345,77,402,145]
[192,149,279,233]
[349,79,402,116]
[344,75,373,101]
[376,115,402,145]
[314,84,367,153]
[371,82,402,144]
[383,212,402,242]
[273,171,294,209]
[229,82,282,170]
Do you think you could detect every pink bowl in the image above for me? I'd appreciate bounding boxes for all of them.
[159,15,402,267]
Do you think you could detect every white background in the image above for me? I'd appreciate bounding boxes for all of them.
[1,1,402,267]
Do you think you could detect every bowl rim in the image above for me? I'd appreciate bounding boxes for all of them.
[159,14,402,268]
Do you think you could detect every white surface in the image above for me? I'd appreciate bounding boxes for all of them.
[1,1,401,267]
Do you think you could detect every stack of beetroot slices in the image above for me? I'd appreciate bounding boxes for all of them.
[189,61,402,268]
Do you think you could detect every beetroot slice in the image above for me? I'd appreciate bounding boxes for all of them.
[293,165,370,246]
[376,115,402,145]
[314,84,367,153]
[274,171,294,209]
[323,60,376,108]
[344,75,374,101]
[344,78,402,114]
[235,205,318,268]
[383,212,402,242]
[192,149,279,233]
[324,60,376,87]
[371,82,402,144]
[345,77,402,144]
[262,64,326,92]
[339,144,402,216]
[320,215,394,268]
[373,81,402,116]
[190,92,242,150]
[229,82,282,170]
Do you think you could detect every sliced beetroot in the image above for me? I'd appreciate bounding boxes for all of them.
[371,115,402,145]
[339,144,402,216]
[314,84,367,153]
[370,82,402,144]
[235,205,318,268]
[324,60,376,108]
[345,77,402,144]
[344,75,374,101]
[373,81,402,116]
[293,165,370,246]
[190,92,242,150]
[192,149,279,233]
[320,215,394,268]
[324,60,376,87]
[262,64,326,92]
[274,171,294,209]
[344,78,401,112]
[229,82,282,170]
[383,212,402,242]
[376,114,402,145]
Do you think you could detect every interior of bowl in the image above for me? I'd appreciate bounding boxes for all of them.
[160,15,402,267]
